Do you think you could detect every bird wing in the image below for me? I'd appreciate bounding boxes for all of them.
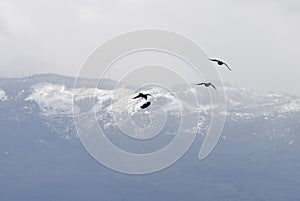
[132,94,141,99]
[211,58,232,70]
[209,58,219,62]
[224,63,232,71]
[210,84,217,89]
[196,83,205,85]
[145,94,152,99]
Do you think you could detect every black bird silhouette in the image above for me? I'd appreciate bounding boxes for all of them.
[132,93,152,100]
[196,82,216,89]
[140,101,151,109]
[209,58,231,71]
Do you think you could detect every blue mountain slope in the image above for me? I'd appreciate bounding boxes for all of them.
[1,74,300,201]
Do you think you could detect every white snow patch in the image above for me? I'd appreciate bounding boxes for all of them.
[24,82,300,126]
[0,89,7,101]
[26,83,116,117]
[279,100,300,113]
[289,140,295,145]
[26,83,75,116]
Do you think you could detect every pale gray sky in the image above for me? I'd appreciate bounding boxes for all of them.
[0,0,299,95]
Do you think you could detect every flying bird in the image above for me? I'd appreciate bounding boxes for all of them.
[196,82,216,89]
[140,101,151,109]
[132,93,152,100]
[209,58,231,71]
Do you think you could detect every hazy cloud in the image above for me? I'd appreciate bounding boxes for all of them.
[0,1,35,42]
[0,0,299,95]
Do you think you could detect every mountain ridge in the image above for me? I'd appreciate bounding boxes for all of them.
[1,74,300,201]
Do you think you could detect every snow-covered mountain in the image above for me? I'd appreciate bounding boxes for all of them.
[1,74,300,201]
[2,74,299,145]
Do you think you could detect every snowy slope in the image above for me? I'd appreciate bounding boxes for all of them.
[24,82,300,121]
[25,83,184,114]
[25,83,185,118]
[1,74,300,142]
[0,88,7,101]
[17,79,300,145]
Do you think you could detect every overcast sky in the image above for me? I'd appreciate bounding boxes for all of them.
[0,0,299,95]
